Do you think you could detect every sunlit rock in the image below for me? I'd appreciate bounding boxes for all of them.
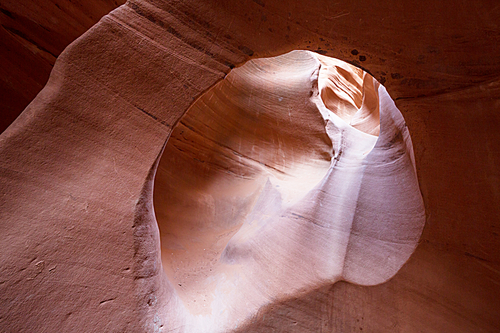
[154,51,425,331]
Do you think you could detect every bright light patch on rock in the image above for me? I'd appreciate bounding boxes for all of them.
[153,50,425,331]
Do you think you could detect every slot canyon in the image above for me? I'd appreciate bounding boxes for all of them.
[0,0,499,332]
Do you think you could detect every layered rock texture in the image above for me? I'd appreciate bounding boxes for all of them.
[1,0,500,332]
[153,51,424,330]
[0,0,126,132]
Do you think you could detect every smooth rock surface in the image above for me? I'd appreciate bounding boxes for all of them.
[1,0,499,332]
[0,0,126,133]
[153,50,424,331]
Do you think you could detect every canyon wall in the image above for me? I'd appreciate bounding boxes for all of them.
[1,0,499,332]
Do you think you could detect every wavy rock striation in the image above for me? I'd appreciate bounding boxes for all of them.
[1,0,499,332]
[153,51,424,331]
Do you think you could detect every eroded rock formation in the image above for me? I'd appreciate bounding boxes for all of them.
[0,0,127,132]
[1,0,499,332]
[153,51,424,330]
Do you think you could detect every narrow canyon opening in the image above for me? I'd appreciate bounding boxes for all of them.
[152,51,421,326]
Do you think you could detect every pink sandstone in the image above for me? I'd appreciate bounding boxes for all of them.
[0,0,499,332]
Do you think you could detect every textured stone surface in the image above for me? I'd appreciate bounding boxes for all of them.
[0,0,126,133]
[153,50,424,330]
[1,0,499,332]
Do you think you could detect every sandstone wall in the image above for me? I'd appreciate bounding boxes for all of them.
[0,0,499,332]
